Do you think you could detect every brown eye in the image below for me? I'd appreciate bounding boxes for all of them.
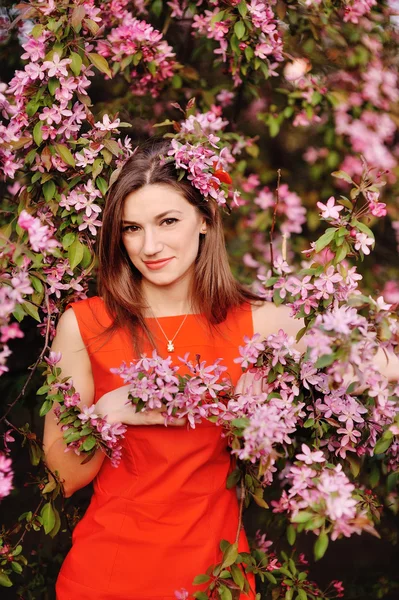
[161,218,178,226]
[122,225,139,233]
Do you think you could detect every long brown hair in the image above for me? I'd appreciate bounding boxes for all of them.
[97,138,261,349]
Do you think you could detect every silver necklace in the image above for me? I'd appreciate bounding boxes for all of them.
[152,312,189,352]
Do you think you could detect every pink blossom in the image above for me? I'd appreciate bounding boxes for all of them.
[284,58,311,82]
[95,114,121,131]
[317,196,344,220]
[18,210,59,254]
[353,232,374,255]
[0,453,13,500]
[295,443,326,464]
[42,53,72,78]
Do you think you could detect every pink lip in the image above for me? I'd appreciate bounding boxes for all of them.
[143,257,174,270]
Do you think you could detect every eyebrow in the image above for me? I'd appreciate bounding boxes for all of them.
[122,210,183,225]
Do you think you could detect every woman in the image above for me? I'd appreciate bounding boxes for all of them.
[44,139,298,600]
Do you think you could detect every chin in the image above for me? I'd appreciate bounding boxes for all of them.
[145,273,183,286]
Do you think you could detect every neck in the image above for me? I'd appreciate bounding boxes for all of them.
[141,275,195,317]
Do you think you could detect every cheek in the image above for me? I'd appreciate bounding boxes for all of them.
[122,236,141,258]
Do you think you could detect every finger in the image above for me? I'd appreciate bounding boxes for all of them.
[235,372,247,395]
[169,417,187,427]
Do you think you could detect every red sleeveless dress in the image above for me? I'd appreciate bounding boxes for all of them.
[56,296,256,600]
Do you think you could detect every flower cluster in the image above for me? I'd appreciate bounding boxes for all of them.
[97,12,177,97]
[228,331,304,483]
[164,104,249,207]
[40,352,127,468]
[0,453,13,500]
[111,350,231,428]
[272,457,376,543]
[17,210,59,254]
[190,0,284,86]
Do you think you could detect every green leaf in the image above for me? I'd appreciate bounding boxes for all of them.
[374,436,393,455]
[314,531,329,560]
[291,511,315,524]
[41,502,56,535]
[42,479,57,495]
[152,0,163,17]
[84,18,100,35]
[62,232,76,250]
[303,418,314,428]
[231,564,245,589]
[193,574,210,584]
[315,354,335,369]
[314,228,336,253]
[226,468,241,489]
[33,121,43,146]
[222,542,238,568]
[70,51,83,76]
[264,572,277,584]
[80,245,93,270]
[26,99,40,117]
[88,53,112,78]
[39,399,53,417]
[54,143,76,167]
[297,589,308,600]
[48,507,61,538]
[11,561,23,575]
[37,384,50,396]
[103,139,121,156]
[331,170,353,184]
[0,571,13,587]
[347,455,361,478]
[334,243,348,263]
[68,237,84,270]
[48,78,59,95]
[71,4,86,31]
[29,442,42,466]
[352,219,375,240]
[22,301,41,322]
[238,1,248,18]
[231,418,249,429]
[31,24,44,38]
[287,525,296,546]
[96,176,108,196]
[234,20,246,40]
[82,435,97,452]
[31,275,44,294]
[193,593,208,600]
[43,179,56,202]
[219,585,232,600]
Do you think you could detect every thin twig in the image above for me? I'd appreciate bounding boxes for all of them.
[11,498,44,550]
[0,290,52,424]
[269,168,281,272]
[235,477,246,545]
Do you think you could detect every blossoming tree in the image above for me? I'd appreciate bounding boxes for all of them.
[1,0,399,598]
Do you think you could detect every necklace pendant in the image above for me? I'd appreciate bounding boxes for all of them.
[167,340,175,352]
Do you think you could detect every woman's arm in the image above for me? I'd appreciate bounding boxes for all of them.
[43,307,188,498]
[43,308,106,498]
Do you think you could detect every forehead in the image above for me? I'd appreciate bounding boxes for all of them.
[122,184,192,220]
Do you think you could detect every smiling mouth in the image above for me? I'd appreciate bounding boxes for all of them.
[143,257,174,270]
[143,258,173,265]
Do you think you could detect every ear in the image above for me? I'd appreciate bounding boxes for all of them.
[199,217,207,234]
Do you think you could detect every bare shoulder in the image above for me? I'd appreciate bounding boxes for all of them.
[52,307,86,354]
[251,301,304,341]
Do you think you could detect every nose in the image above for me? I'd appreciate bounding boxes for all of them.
[142,227,163,257]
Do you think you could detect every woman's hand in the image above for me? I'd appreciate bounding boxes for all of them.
[95,384,187,427]
[235,370,264,396]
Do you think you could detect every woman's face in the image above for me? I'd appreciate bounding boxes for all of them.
[121,183,206,289]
